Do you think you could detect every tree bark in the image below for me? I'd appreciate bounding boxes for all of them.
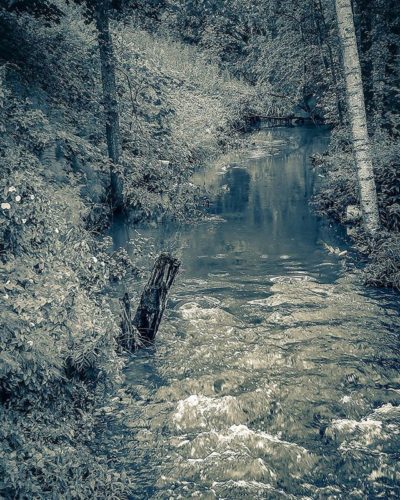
[335,0,380,236]
[120,254,181,349]
[119,292,144,351]
[95,0,124,211]
[133,253,180,344]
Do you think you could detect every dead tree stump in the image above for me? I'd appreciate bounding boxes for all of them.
[119,292,143,351]
[120,253,180,349]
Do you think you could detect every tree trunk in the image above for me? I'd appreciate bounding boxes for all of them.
[335,0,380,235]
[119,292,144,351]
[133,253,180,344]
[95,0,124,212]
[120,254,181,349]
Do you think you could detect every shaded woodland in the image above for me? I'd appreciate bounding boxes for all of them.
[0,0,399,497]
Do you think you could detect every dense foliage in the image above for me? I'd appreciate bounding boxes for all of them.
[0,67,129,496]
[164,0,345,122]
[0,1,267,496]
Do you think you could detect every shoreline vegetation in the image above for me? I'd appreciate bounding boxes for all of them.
[0,0,399,497]
[0,5,270,497]
[312,127,400,291]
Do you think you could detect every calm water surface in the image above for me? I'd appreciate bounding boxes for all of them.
[111,127,400,498]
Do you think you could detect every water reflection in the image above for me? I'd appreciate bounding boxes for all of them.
[215,168,251,214]
[171,126,346,285]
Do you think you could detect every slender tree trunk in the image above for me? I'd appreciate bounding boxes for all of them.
[95,0,124,211]
[335,0,380,235]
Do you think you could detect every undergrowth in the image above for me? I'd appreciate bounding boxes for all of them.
[0,4,268,497]
[313,127,400,290]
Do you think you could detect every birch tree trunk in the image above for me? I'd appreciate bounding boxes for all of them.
[95,0,124,212]
[335,0,380,235]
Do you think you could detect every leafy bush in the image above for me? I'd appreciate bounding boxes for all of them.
[364,234,400,290]
[313,126,400,290]
[373,134,400,232]
[0,406,133,498]
[0,66,130,497]
[312,127,359,222]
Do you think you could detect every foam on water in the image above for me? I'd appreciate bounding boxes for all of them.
[158,424,316,497]
[172,395,247,432]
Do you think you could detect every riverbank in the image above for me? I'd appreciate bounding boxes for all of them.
[0,11,265,496]
[312,126,400,290]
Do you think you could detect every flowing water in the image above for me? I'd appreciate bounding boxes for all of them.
[110,127,400,498]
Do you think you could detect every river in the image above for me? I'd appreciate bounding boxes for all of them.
[110,126,400,498]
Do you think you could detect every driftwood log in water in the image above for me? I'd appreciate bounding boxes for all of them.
[120,253,180,349]
[243,115,325,130]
